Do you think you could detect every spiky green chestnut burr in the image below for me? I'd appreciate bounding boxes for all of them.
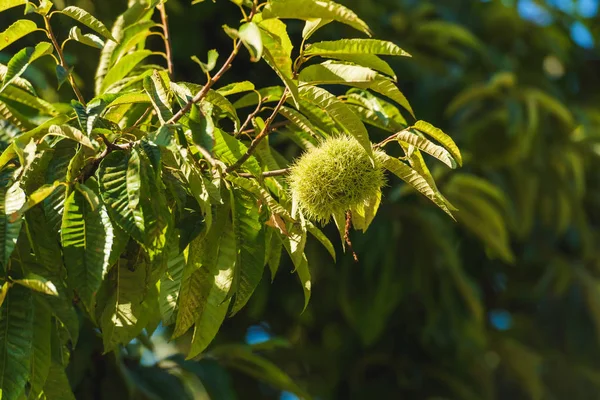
[287,136,386,224]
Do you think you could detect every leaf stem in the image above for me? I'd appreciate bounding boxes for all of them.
[374,128,411,149]
[43,15,86,105]
[226,89,288,173]
[157,2,174,79]
[238,168,290,178]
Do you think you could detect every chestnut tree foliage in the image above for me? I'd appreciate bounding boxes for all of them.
[0,0,462,398]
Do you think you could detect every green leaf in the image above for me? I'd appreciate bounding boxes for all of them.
[230,187,265,315]
[172,82,240,130]
[61,186,113,312]
[101,264,157,352]
[12,273,59,296]
[187,217,236,356]
[233,86,284,109]
[29,297,52,397]
[299,62,378,84]
[300,63,414,117]
[67,26,105,49]
[0,285,33,400]
[0,282,9,308]
[0,20,38,52]
[0,85,58,116]
[100,50,155,93]
[59,6,116,42]
[191,49,219,74]
[299,85,373,159]
[263,0,372,36]
[98,150,145,243]
[43,140,76,232]
[279,224,311,309]
[217,81,254,96]
[304,38,409,57]
[213,128,262,177]
[42,363,76,400]
[525,88,573,126]
[302,18,331,40]
[258,18,300,107]
[55,65,70,90]
[0,64,36,95]
[46,125,95,149]
[98,148,169,258]
[143,70,173,123]
[413,120,462,167]
[239,22,263,62]
[210,344,311,398]
[172,201,233,338]
[1,181,26,269]
[159,240,186,325]
[396,130,457,168]
[350,191,381,232]
[0,0,27,12]
[279,106,322,139]
[105,91,151,110]
[263,50,300,108]
[326,54,396,79]
[0,42,53,93]
[109,21,158,66]
[380,153,454,218]
[28,0,53,16]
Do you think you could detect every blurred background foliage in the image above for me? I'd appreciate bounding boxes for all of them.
[2,0,600,399]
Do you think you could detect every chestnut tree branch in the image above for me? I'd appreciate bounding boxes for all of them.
[167,1,258,125]
[226,90,289,173]
[44,15,86,105]
[157,2,174,79]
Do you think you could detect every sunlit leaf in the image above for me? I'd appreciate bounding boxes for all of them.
[59,6,116,42]
[0,20,38,52]
[0,42,53,93]
[67,26,105,49]
[239,22,263,62]
[263,0,372,36]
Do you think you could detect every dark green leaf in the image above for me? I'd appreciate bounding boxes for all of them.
[0,285,33,400]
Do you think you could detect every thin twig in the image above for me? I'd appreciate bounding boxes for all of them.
[238,168,290,178]
[44,15,86,105]
[194,144,218,168]
[167,1,258,125]
[239,120,290,136]
[236,95,264,137]
[374,128,411,149]
[344,210,359,263]
[157,3,174,79]
[226,90,288,173]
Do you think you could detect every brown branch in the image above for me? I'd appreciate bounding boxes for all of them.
[344,210,359,262]
[167,1,258,125]
[157,2,174,79]
[44,15,86,105]
[226,90,288,173]
[238,168,290,178]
